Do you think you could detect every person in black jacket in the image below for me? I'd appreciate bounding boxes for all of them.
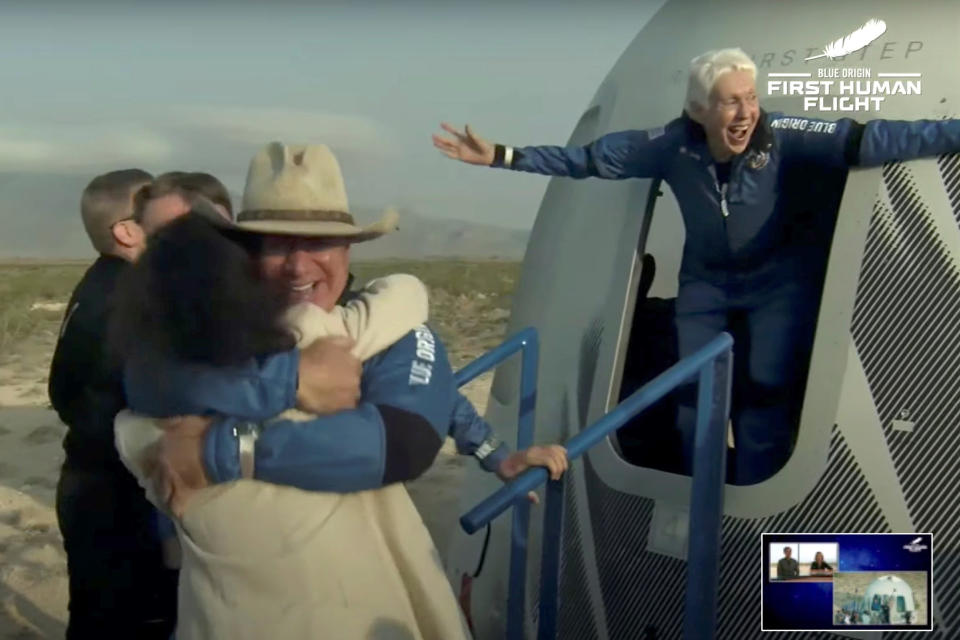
[810,551,834,576]
[48,168,181,639]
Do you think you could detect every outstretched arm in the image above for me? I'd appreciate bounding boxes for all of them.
[857,117,960,166]
[771,112,960,168]
[433,122,665,179]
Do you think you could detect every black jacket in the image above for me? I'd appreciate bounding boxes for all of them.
[49,255,129,469]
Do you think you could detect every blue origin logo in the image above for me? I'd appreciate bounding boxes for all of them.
[902,537,928,553]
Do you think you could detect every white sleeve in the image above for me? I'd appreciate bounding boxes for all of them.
[114,409,167,510]
[336,274,429,361]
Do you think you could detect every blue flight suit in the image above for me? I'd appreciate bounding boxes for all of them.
[492,111,960,484]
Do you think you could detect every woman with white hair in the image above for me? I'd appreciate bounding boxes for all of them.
[432,47,960,485]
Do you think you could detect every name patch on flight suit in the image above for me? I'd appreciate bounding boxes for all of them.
[408,324,435,385]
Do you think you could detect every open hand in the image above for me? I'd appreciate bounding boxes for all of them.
[149,415,214,517]
[432,123,496,166]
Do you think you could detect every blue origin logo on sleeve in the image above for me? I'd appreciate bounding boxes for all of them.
[408,324,435,386]
[770,117,838,134]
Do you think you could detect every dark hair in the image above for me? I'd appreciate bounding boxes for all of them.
[110,210,294,367]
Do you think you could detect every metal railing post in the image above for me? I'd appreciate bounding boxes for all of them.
[683,350,732,640]
[506,330,539,640]
[453,327,539,640]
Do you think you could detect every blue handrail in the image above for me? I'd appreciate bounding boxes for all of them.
[455,326,539,640]
[457,330,733,640]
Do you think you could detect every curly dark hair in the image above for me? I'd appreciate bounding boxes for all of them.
[109,210,294,368]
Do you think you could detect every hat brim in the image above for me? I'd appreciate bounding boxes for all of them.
[204,208,398,244]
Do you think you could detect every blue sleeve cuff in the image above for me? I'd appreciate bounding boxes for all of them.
[203,416,241,483]
[479,442,511,473]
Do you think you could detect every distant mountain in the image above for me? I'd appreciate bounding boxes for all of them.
[350,208,529,260]
[0,173,530,260]
[0,172,94,259]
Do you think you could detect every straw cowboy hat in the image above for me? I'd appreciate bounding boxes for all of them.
[233,142,398,242]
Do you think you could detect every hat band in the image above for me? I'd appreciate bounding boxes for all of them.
[238,209,355,225]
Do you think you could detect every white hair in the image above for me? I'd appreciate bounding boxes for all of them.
[685,48,757,113]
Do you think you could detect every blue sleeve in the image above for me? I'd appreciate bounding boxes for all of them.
[124,349,299,421]
[770,113,960,169]
[450,390,510,473]
[769,113,858,168]
[506,129,666,179]
[154,510,177,541]
[858,118,960,167]
[203,325,451,492]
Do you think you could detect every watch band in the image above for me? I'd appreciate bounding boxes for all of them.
[492,144,515,169]
[475,436,502,461]
[492,144,505,167]
[232,422,260,479]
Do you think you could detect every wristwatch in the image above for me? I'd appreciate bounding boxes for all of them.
[492,144,515,169]
[232,421,260,479]
[474,436,502,462]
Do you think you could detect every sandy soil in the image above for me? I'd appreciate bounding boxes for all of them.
[0,324,493,639]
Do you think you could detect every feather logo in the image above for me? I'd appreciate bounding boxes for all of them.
[805,18,887,61]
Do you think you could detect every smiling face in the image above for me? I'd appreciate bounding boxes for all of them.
[257,235,352,311]
[695,69,759,162]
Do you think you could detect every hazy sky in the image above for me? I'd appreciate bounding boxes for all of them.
[0,1,665,239]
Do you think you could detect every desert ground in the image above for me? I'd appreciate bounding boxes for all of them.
[0,260,519,638]
[832,571,928,626]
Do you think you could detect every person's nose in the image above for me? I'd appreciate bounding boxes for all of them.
[284,249,314,277]
[734,99,748,120]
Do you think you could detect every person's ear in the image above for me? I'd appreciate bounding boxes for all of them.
[112,219,145,249]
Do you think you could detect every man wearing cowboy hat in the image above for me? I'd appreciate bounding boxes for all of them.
[148,142,546,509]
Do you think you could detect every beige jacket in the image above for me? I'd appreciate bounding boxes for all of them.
[115,274,471,640]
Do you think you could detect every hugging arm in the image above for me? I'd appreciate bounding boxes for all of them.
[203,326,453,492]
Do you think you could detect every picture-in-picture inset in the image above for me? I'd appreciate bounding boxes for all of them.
[833,572,928,626]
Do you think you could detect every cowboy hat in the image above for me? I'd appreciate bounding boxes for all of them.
[233,142,398,242]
